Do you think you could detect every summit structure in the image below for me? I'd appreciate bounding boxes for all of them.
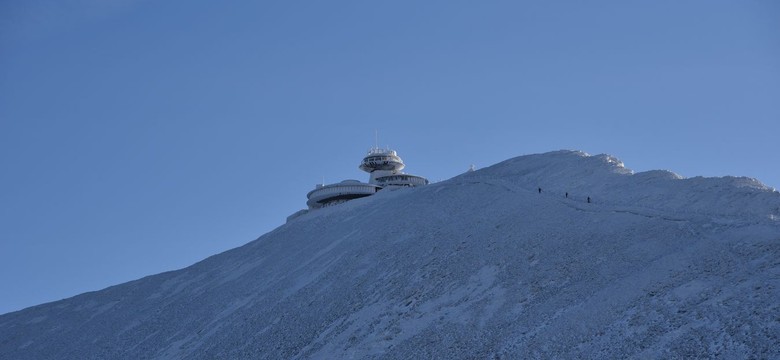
[305,146,428,210]
[359,147,429,187]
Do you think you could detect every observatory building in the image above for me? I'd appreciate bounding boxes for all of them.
[305,147,429,210]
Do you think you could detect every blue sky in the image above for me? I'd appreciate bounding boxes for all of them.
[1,0,778,314]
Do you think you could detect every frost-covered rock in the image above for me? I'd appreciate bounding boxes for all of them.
[1,150,779,359]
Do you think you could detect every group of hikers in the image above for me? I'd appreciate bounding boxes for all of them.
[538,187,590,203]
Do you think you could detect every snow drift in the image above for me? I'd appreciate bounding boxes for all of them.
[1,150,779,359]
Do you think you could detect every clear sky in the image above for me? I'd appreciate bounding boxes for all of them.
[1,1,778,314]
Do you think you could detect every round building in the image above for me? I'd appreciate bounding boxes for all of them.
[305,146,428,210]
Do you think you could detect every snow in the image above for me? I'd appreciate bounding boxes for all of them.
[1,150,778,359]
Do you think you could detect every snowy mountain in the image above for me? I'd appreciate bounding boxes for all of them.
[2,150,779,359]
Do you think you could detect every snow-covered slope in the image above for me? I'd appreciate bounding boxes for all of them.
[2,150,779,359]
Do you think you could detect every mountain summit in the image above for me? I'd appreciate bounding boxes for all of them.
[2,150,779,359]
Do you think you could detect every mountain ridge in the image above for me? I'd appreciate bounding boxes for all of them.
[2,150,779,359]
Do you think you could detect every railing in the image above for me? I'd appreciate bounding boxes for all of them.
[308,183,378,201]
[366,147,397,156]
[375,174,429,186]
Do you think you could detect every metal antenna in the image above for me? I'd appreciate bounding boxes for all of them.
[374,129,378,149]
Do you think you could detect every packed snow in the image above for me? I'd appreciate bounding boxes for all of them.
[1,150,778,359]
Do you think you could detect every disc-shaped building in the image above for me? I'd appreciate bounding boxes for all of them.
[305,147,428,210]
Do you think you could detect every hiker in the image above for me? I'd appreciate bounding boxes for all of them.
[587,196,591,203]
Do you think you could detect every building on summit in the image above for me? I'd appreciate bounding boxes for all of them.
[305,146,429,210]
